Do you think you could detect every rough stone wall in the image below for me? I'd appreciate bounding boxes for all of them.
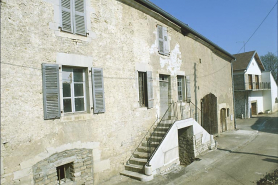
[1,0,234,184]
[235,91,248,118]
[234,74,245,90]
[33,149,93,185]
[178,128,194,166]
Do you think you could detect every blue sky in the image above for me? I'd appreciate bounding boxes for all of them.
[149,0,277,57]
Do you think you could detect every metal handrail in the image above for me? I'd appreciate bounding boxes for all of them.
[146,102,178,165]
[126,117,159,164]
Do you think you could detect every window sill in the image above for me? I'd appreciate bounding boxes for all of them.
[61,112,92,122]
[55,30,92,42]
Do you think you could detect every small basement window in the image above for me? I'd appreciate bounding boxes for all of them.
[56,162,74,184]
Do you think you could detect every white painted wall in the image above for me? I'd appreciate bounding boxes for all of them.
[249,91,264,114]
[270,73,278,112]
[245,58,262,75]
[149,118,214,174]
[263,91,272,112]
[262,72,278,112]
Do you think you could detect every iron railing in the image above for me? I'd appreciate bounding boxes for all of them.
[234,82,271,91]
[146,102,177,165]
[146,101,201,165]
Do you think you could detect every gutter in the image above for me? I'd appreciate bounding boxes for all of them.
[135,0,236,61]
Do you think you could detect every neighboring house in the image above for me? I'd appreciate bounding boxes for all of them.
[233,51,278,119]
[1,0,235,184]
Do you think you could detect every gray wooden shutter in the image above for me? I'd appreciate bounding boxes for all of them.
[147,71,154,109]
[74,0,86,36]
[61,0,73,33]
[157,25,164,54]
[42,64,61,119]
[92,68,105,113]
[163,27,169,55]
[182,76,186,102]
[186,76,191,103]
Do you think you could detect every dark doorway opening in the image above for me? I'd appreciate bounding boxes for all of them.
[251,102,257,116]
[178,126,194,166]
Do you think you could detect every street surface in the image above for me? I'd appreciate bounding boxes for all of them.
[101,112,278,185]
[171,113,278,185]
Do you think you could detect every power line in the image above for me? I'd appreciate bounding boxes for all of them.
[237,1,278,53]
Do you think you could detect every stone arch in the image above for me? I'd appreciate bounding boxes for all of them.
[201,93,218,135]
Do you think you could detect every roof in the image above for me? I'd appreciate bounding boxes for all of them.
[131,0,236,61]
[233,51,265,71]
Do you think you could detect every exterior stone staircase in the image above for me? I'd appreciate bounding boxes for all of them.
[120,119,174,181]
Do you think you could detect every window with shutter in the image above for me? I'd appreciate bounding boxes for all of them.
[138,71,153,108]
[157,25,169,55]
[60,0,86,36]
[42,64,61,119]
[92,68,105,113]
[138,72,147,107]
[177,76,185,101]
[62,67,86,113]
[147,71,154,109]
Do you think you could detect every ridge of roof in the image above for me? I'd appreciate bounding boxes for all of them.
[233,51,265,71]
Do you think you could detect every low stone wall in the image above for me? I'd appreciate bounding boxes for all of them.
[32,149,93,185]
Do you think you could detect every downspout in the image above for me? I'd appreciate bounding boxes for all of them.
[231,59,237,129]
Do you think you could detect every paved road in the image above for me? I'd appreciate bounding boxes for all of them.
[101,113,278,185]
[172,113,278,185]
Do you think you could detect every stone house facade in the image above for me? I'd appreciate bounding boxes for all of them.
[233,51,278,119]
[1,0,235,184]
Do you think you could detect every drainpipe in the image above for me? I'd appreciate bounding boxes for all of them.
[231,59,237,129]
[194,63,198,121]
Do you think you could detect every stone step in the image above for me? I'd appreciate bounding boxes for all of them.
[142,141,159,147]
[146,136,163,142]
[129,157,147,165]
[160,119,174,124]
[120,170,153,182]
[155,127,169,132]
[152,131,167,137]
[133,151,149,159]
[137,146,154,153]
[124,164,144,173]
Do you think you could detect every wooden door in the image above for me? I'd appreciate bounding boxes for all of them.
[202,93,218,135]
[220,108,226,132]
[251,102,257,116]
[248,75,253,89]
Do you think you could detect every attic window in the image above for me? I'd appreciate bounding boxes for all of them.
[56,162,74,184]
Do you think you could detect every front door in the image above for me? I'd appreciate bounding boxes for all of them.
[159,75,169,119]
[202,93,218,135]
[220,108,226,132]
[251,102,257,116]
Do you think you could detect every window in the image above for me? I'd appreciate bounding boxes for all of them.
[42,64,105,119]
[62,67,86,113]
[177,76,185,101]
[56,162,74,184]
[157,25,169,55]
[138,71,153,108]
[227,108,230,117]
[138,72,148,107]
[60,0,86,36]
